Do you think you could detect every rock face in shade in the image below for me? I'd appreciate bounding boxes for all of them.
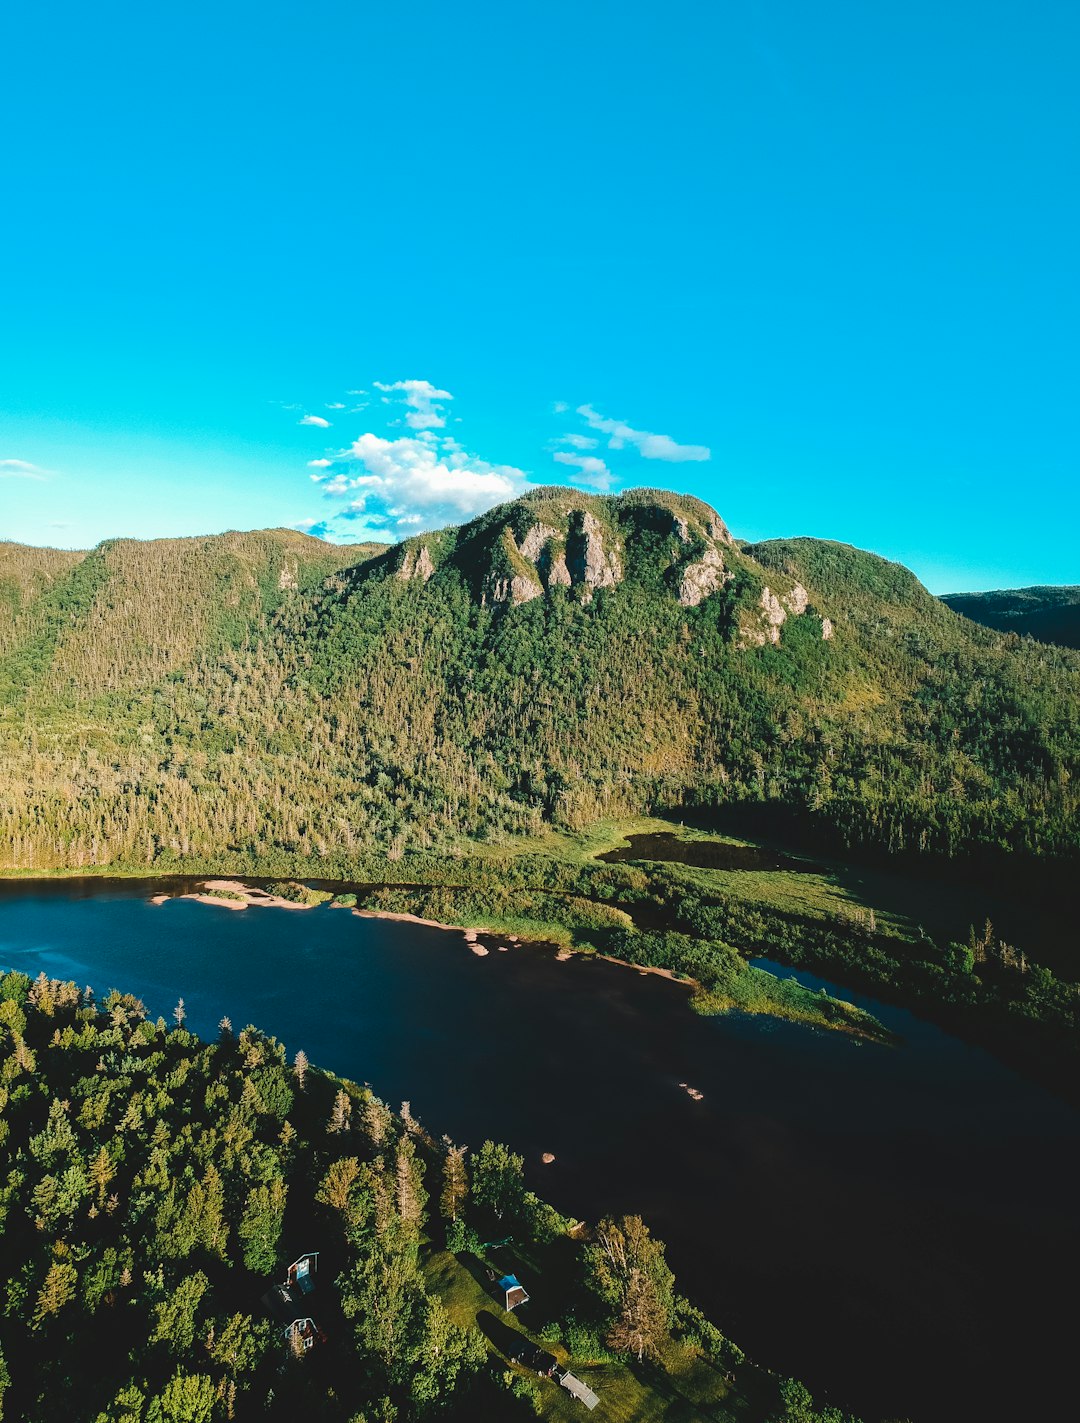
[566,510,623,599]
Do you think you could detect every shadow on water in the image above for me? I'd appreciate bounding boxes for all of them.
[598,831,817,873]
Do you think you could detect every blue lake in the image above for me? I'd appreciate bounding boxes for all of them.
[1,877,1078,1423]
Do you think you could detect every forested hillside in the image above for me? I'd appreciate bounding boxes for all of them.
[941,585,1080,649]
[2,490,1078,870]
[0,967,841,1423]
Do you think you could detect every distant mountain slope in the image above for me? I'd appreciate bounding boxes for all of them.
[1,491,1078,870]
[0,529,385,695]
[940,586,1080,649]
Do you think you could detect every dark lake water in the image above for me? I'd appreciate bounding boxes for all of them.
[2,878,1078,1423]
[598,830,817,872]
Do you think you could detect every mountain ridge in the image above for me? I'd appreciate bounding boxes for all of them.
[2,488,1078,870]
[941,584,1080,649]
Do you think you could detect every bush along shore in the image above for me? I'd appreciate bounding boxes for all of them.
[23,812,1069,1096]
[0,968,867,1422]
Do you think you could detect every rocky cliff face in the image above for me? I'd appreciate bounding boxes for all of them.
[482,565,543,606]
[396,545,436,582]
[382,487,834,643]
[736,581,830,647]
[678,546,731,607]
[566,510,622,600]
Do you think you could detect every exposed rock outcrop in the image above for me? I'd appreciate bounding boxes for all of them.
[518,522,559,562]
[397,546,436,582]
[707,512,735,547]
[566,510,622,600]
[483,570,543,605]
[782,582,809,616]
[678,545,731,607]
[538,545,571,588]
[277,560,299,592]
[739,586,788,647]
[738,582,835,646]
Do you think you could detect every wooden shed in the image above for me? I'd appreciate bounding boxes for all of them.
[285,1252,319,1294]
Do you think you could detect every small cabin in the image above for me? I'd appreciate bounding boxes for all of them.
[284,1316,318,1352]
[497,1273,529,1311]
[285,1252,319,1294]
[263,1282,322,1352]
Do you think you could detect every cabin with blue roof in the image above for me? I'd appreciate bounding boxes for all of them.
[497,1272,529,1311]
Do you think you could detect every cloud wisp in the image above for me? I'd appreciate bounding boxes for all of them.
[548,400,709,488]
[299,414,331,428]
[0,458,52,480]
[373,379,453,430]
[552,450,613,490]
[576,403,710,462]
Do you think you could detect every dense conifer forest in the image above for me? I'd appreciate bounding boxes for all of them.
[941,584,1080,649]
[2,489,1078,873]
[0,967,858,1423]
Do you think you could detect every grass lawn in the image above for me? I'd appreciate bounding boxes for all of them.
[424,1247,751,1422]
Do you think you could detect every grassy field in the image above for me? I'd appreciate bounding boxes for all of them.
[424,1245,756,1422]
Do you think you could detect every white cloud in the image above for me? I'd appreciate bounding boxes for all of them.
[307,458,333,468]
[373,379,453,430]
[307,428,529,541]
[557,432,599,450]
[0,458,51,480]
[300,414,331,428]
[553,451,614,490]
[552,400,569,414]
[325,402,346,410]
[345,388,366,396]
[577,403,710,462]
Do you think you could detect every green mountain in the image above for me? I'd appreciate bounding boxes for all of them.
[2,489,1079,870]
[940,585,1080,649]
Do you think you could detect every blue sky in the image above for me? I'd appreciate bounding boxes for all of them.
[1,1,1077,593]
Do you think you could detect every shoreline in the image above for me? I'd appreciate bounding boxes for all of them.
[143,879,700,987]
[151,878,321,912]
[350,906,493,934]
